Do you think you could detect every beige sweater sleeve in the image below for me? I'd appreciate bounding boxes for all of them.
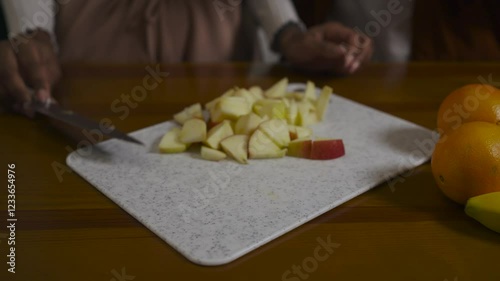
[1,0,55,37]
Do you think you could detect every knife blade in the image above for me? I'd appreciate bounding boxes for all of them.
[31,99,144,145]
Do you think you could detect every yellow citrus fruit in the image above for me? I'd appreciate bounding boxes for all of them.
[437,84,500,134]
[431,122,500,204]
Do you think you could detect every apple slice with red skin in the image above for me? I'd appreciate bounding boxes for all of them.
[310,139,345,160]
[287,139,345,160]
[287,139,312,158]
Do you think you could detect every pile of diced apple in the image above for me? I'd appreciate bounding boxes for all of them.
[158,78,345,164]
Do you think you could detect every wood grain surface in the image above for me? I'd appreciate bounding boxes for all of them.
[1,62,499,281]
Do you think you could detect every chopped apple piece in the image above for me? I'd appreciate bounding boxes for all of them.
[173,103,203,125]
[219,96,251,120]
[179,119,207,144]
[286,92,305,101]
[301,112,319,127]
[258,119,290,148]
[222,87,237,97]
[173,111,190,125]
[205,97,220,111]
[220,135,249,164]
[296,102,318,126]
[287,139,312,158]
[205,120,234,149]
[163,80,342,164]
[253,99,287,120]
[229,120,237,132]
[249,86,264,100]
[209,103,225,123]
[253,98,282,108]
[288,125,313,140]
[264,77,288,98]
[186,103,202,115]
[288,139,344,160]
[248,129,287,159]
[201,146,227,161]
[159,127,189,153]
[287,99,298,125]
[316,86,332,121]
[295,126,313,139]
[234,113,263,135]
[233,88,257,106]
[303,81,317,101]
[310,139,345,160]
[204,88,237,110]
[298,100,316,111]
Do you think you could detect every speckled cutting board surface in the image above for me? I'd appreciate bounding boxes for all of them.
[67,84,435,266]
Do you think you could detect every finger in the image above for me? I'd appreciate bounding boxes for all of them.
[288,44,351,74]
[320,24,371,63]
[347,50,372,73]
[358,35,374,63]
[350,32,372,54]
[347,34,373,73]
[319,42,348,60]
[303,30,348,59]
[17,40,50,95]
[317,22,356,44]
[314,43,353,73]
[0,42,32,104]
[36,31,61,84]
[310,23,367,72]
[34,88,50,101]
[30,29,61,87]
[36,42,58,101]
[0,83,35,118]
[336,31,371,73]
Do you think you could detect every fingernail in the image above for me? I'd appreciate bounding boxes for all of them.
[37,89,50,102]
[338,44,348,54]
[349,61,360,73]
[345,54,355,68]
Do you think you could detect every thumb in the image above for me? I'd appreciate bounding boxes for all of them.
[317,41,351,66]
[35,87,51,101]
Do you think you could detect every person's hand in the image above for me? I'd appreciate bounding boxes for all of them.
[0,28,61,115]
[278,22,373,74]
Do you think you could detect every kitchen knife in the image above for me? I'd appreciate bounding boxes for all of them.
[31,99,144,145]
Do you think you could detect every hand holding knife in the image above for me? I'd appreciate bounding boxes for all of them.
[29,97,144,145]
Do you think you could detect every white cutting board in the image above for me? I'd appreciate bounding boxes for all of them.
[67,84,435,265]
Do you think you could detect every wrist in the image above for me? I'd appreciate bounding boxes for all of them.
[271,22,306,54]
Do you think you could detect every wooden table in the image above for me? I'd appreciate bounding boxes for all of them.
[1,63,500,281]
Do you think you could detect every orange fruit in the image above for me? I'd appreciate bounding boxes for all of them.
[437,84,500,134]
[431,122,500,204]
